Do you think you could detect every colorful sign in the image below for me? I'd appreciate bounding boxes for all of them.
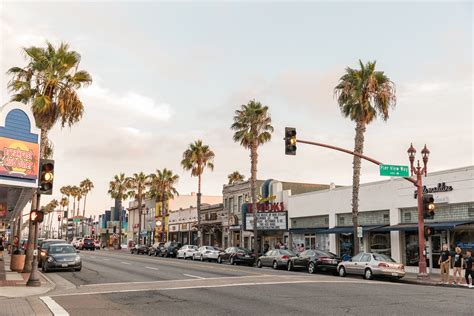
[0,137,39,180]
[244,211,288,231]
[379,164,409,177]
[0,203,7,217]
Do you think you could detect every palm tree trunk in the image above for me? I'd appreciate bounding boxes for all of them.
[351,120,366,255]
[49,211,54,238]
[251,144,259,254]
[118,199,123,248]
[73,198,77,237]
[162,193,166,242]
[82,194,87,218]
[138,194,142,244]
[22,193,38,273]
[197,175,202,247]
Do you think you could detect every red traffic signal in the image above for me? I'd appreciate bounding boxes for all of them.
[30,210,44,223]
[58,215,61,222]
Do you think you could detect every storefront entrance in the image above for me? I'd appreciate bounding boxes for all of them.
[430,234,442,269]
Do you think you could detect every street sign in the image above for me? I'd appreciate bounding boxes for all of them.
[357,226,363,238]
[73,218,81,223]
[33,249,38,256]
[379,164,409,177]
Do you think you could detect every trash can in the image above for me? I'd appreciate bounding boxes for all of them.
[10,254,26,272]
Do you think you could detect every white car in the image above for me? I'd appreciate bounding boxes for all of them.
[71,238,82,249]
[193,246,220,262]
[177,245,198,259]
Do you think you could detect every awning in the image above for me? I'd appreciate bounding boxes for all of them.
[289,227,329,234]
[322,225,384,234]
[371,221,474,232]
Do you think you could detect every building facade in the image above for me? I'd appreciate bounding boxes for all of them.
[223,179,330,251]
[200,203,225,247]
[288,166,474,273]
[168,206,198,244]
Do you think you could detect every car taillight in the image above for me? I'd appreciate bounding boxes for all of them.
[378,263,390,268]
[281,255,289,260]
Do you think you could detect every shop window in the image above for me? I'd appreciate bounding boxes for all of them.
[404,231,419,266]
[383,214,390,222]
[340,217,345,225]
[468,208,474,218]
[339,234,353,256]
[370,232,391,256]
[404,212,412,223]
[324,217,329,224]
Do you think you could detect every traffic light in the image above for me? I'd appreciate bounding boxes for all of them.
[285,127,297,155]
[57,214,61,222]
[30,210,44,223]
[423,194,435,219]
[39,159,55,195]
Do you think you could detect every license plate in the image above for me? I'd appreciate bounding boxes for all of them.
[62,263,68,267]
[391,273,398,276]
[245,255,250,258]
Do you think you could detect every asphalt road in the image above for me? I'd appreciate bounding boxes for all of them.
[43,249,473,316]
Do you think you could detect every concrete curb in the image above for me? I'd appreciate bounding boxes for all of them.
[39,271,57,292]
[400,279,473,289]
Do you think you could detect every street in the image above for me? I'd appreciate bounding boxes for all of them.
[40,250,473,316]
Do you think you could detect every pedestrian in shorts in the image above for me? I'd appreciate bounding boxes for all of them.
[438,244,451,284]
[452,247,464,285]
[464,250,473,288]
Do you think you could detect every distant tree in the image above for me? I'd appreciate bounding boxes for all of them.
[127,172,151,244]
[80,178,94,218]
[227,171,245,185]
[108,173,130,248]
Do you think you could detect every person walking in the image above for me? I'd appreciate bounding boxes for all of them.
[452,247,464,285]
[438,244,451,285]
[0,234,4,261]
[464,250,473,288]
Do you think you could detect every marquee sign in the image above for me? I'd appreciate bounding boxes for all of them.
[244,211,288,231]
[0,137,39,180]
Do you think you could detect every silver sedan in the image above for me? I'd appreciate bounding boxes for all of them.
[337,252,405,280]
[193,246,220,261]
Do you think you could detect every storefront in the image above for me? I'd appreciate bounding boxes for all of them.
[167,207,198,245]
[288,166,474,272]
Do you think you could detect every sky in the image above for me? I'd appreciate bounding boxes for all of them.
[0,0,472,218]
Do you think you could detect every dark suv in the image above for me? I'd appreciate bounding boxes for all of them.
[82,238,95,251]
[161,241,182,257]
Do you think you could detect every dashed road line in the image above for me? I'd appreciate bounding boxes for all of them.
[146,266,159,271]
[120,262,131,265]
[183,274,206,279]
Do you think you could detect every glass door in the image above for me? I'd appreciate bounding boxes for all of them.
[431,235,442,269]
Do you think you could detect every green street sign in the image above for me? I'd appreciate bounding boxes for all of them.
[73,218,81,223]
[379,164,409,177]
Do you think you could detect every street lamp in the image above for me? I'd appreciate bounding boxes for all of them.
[407,143,430,280]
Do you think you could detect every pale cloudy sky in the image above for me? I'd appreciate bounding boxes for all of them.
[0,1,472,217]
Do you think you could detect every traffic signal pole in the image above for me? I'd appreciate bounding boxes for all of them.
[27,193,41,287]
[293,137,429,280]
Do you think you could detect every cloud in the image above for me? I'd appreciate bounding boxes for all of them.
[81,81,172,122]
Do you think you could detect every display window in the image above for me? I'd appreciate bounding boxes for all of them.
[369,232,391,256]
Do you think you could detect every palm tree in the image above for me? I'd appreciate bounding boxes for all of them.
[227,171,245,185]
[334,60,396,254]
[59,197,68,238]
[60,185,72,219]
[108,173,130,248]
[80,178,94,218]
[69,186,81,237]
[181,140,215,247]
[127,172,151,244]
[8,41,91,271]
[149,168,179,242]
[43,199,59,238]
[231,100,273,254]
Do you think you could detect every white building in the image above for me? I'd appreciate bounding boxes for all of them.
[288,166,474,273]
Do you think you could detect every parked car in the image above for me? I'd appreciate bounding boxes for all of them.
[337,252,405,280]
[148,242,165,256]
[257,249,296,270]
[177,245,198,259]
[71,238,83,249]
[161,241,182,257]
[81,238,95,251]
[39,239,67,268]
[194,246,220,261]
[287,249,340,274]
[42,244,82,273]
[217,247,256,266]
[94,240,101,250]
[130,244,149,255]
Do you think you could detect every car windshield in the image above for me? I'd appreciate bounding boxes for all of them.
[49,245,76,254]
[373,253,395,262]
[236,248,250,254]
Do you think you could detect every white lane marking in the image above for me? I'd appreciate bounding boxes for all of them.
[183,274,206,279]
[146,266,159,270]
[40,296,69,315]
[51,279,394,297]
[120,262,131,265]
[103,258,110,261]
[79,274,270,287]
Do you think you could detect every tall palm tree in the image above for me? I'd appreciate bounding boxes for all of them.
[80,178,94,218]
[70,186,81,237]
[334,60,396,254]
[127,172,151,244]
[60,185,72,219]
[108,173,130,248]
[149,168,179,242]
[227,171,245,185]
[181,140,215,247]
[43,199,59,238]
[8,41,91,271]
[59,197,68,238]
[231,100,273,254]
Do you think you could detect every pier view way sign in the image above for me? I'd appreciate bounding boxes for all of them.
[379,164,409,177]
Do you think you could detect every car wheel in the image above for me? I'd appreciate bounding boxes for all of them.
[257,260,263,268]
[338,266,347,277]
[217,256,222,264]
[230,257,235,265]
[308,262,316,274]
[272,261,278,270]
[287,261,293,271]
[364,268,373,280]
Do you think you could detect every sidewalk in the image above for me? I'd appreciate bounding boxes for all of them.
[402,272,473,289]
[0,253,55,315]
